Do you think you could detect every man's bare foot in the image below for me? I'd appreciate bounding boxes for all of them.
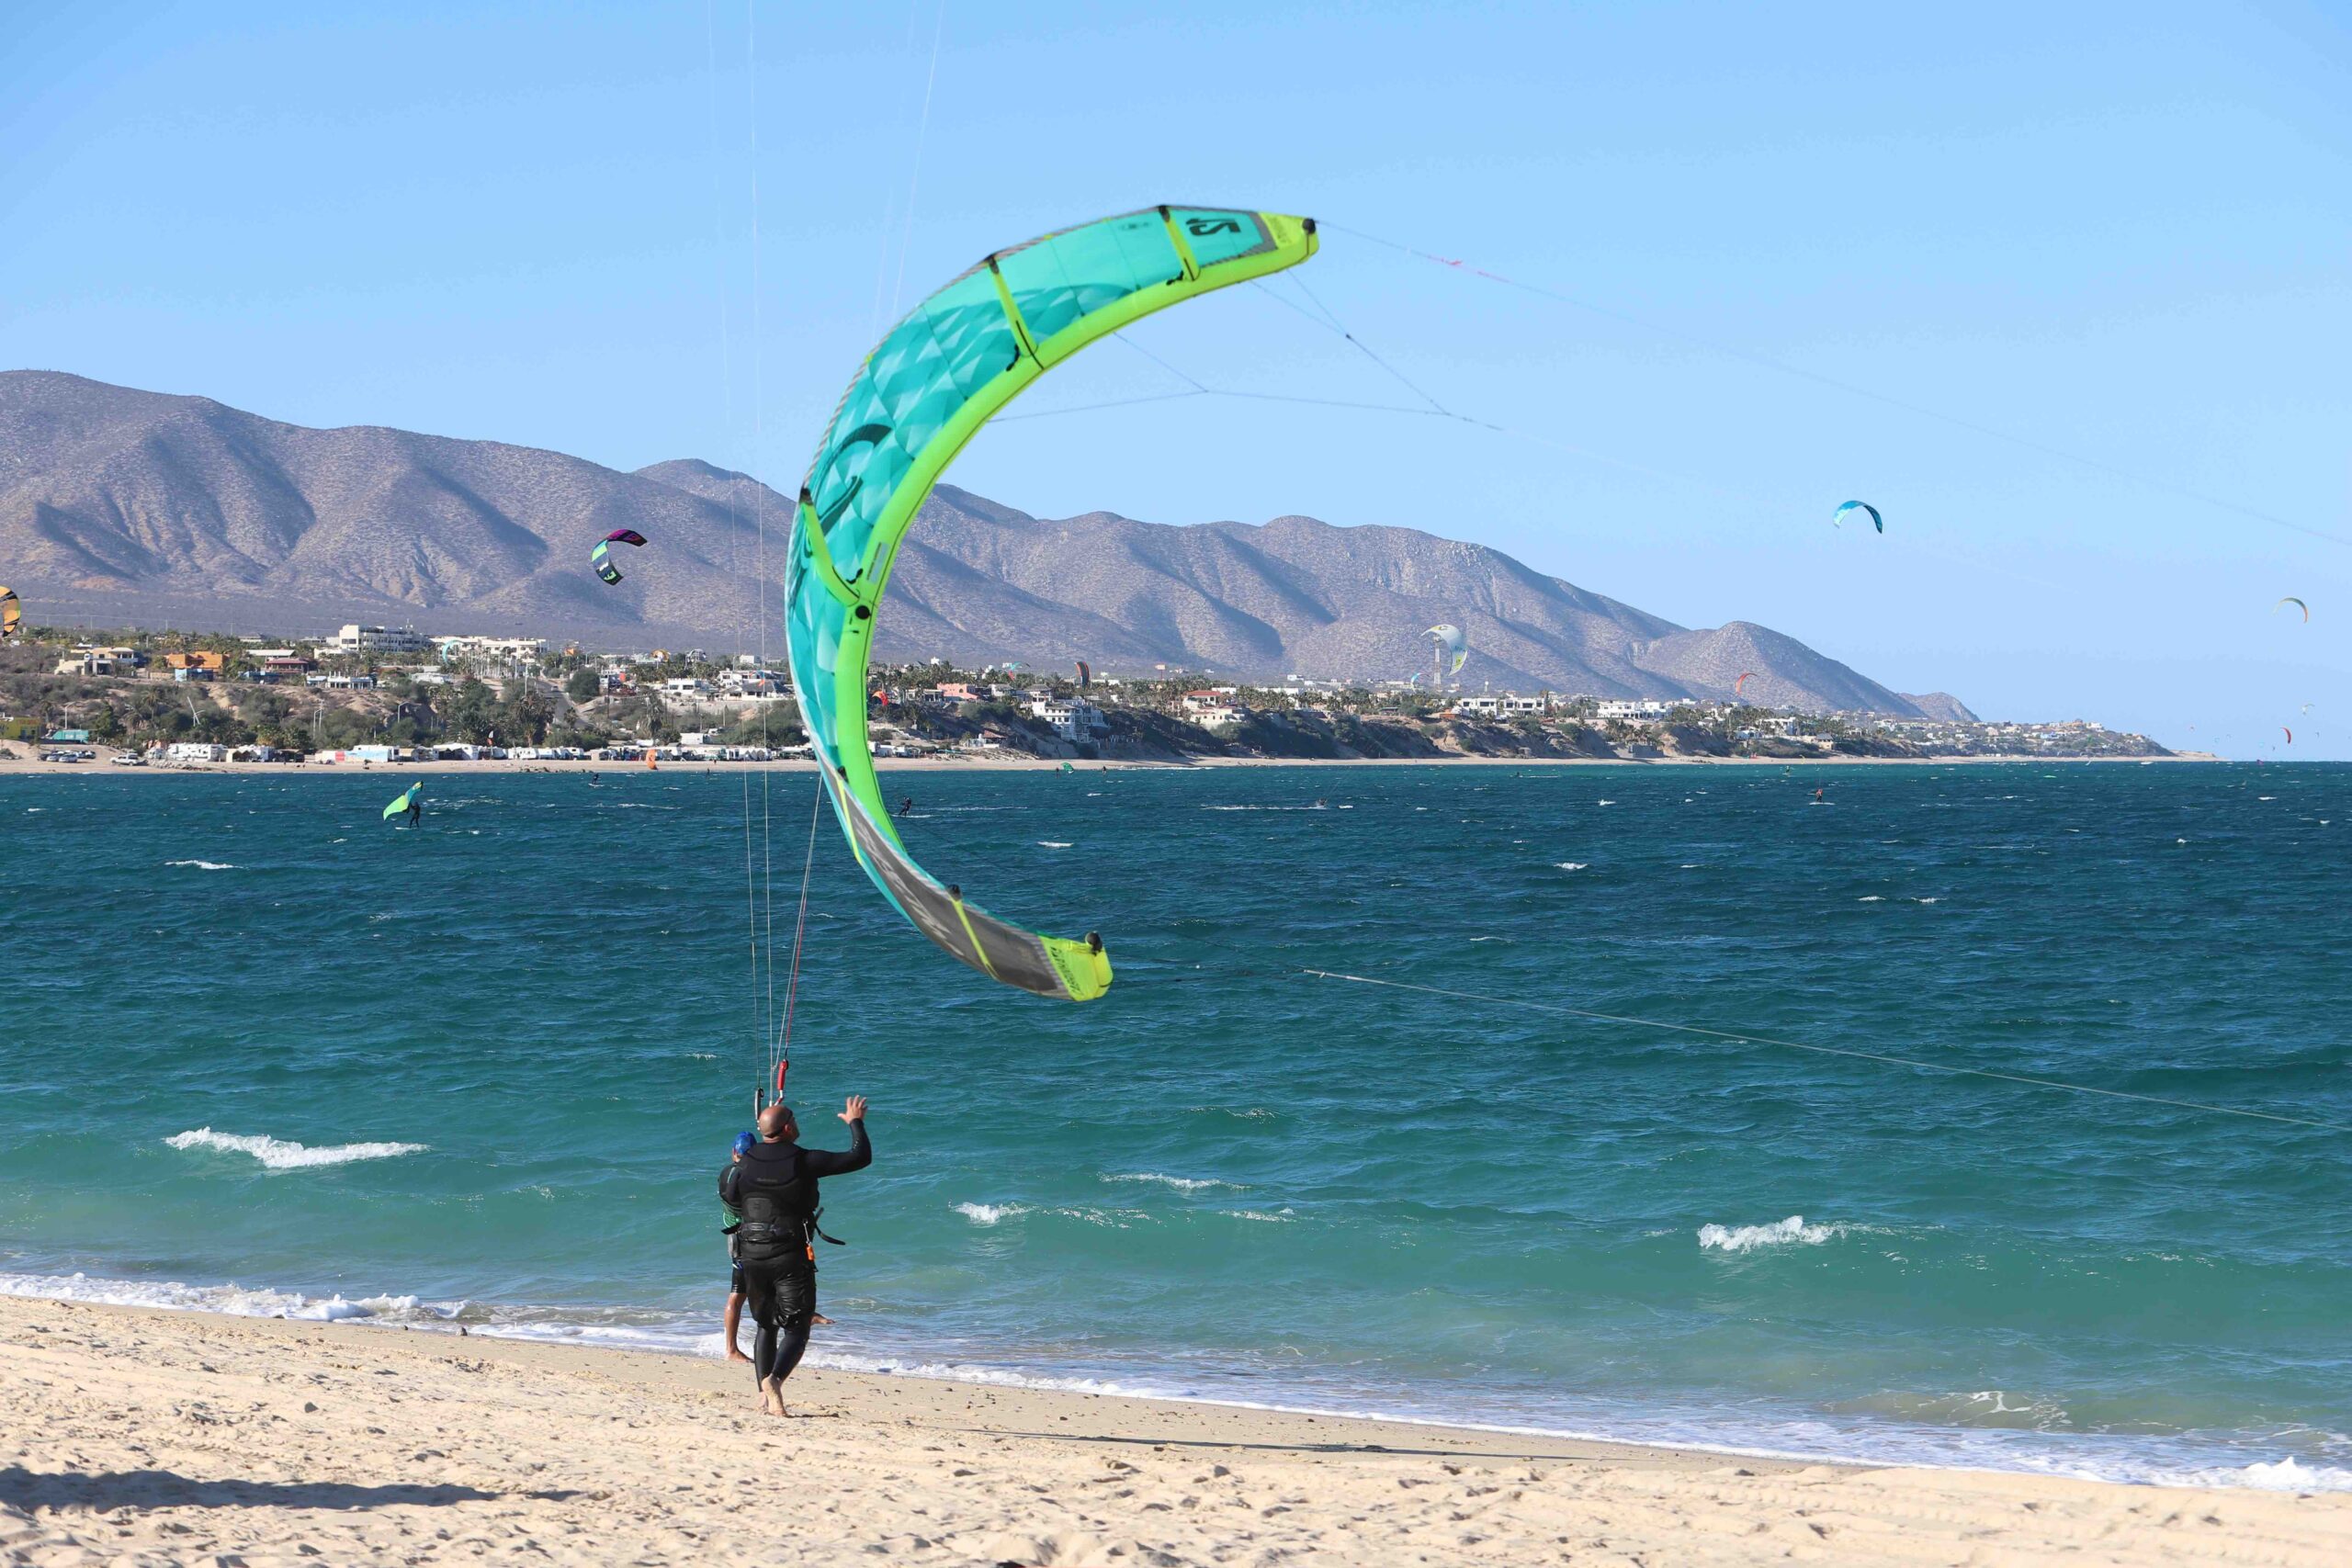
[810,1313,832,1327]
[760,1376,788,1416]
[726,1348,752,1365]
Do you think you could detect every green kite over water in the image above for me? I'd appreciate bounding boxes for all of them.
[381,783,422,822]
[785,205,1319,1001]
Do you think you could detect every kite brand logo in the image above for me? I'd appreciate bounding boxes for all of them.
[1185,217,1243,237]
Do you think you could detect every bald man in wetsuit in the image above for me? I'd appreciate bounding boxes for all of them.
[718,1096,871,1416]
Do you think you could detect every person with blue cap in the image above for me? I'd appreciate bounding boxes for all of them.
[720,1130,757,1363]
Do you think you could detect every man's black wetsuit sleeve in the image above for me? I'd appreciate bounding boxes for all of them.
[719,1163,743,1207]
[799,1120,872,1179]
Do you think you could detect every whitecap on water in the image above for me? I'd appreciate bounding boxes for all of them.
[1858,895,1885,902]
[1555,862,1589,872]
[1102,1172,1242,1192]
[954,1201,1028,1226]
[164,859,236,871]
[1036,840,1073,849]
[1697,1214,1849,1253]
[165,1128,427,1169]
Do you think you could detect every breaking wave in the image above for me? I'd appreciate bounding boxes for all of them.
[165,1128,429,1169]
[1697,1215,1849,1254]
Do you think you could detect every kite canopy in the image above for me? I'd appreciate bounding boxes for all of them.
[591,529,648,585]
[2277,596,2309,623]
[1735,671,1754,695]
[785,205,1318,1002]
[0,586,17,639]
[1425,624,1468,676]
[381,783,422,821]
[1833,500,1884,534]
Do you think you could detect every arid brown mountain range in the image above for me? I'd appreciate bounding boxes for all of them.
[0,371,1967,715]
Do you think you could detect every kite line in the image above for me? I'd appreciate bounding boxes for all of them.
[1326,222,2352,552]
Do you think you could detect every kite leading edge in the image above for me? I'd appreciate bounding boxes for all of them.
[784,206,1321,1001]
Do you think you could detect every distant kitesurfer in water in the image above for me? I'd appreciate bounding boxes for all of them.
[898,796,913,817]
[405,795,423,827]
[719,1096,871,1415]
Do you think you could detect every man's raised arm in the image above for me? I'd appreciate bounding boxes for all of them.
[801,1095,872,1177]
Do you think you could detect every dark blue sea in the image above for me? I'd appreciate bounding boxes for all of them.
[4,761,2348,1487]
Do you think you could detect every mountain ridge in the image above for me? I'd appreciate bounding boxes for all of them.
[0,370,1953,715]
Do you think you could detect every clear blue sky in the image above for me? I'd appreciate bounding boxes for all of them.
[6,2,2347,755]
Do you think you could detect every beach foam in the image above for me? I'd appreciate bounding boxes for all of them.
[0,1269,450,1324]
[165,1128,428,1169]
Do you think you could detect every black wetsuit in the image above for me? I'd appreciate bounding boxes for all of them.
[718,1122,872,1385]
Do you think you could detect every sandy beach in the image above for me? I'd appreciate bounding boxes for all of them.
[2,1294,2343,1566]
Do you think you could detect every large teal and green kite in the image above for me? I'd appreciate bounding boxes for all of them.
[785,205,1318,1002]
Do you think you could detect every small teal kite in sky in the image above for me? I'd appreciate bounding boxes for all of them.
[591,529,648,585]
[1832,500,1883,534]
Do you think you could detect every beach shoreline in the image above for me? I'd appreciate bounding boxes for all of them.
[0,749,2218,777]
[5,1292,2344,1565]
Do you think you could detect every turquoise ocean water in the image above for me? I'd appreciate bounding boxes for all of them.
[4,761,2347,1486]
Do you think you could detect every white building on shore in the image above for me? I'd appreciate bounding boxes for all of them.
[1028,696,1107,740]
[323,624,429,656]
[436,635,546,664]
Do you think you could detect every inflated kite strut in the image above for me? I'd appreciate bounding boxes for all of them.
[785,205,1319,1001]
